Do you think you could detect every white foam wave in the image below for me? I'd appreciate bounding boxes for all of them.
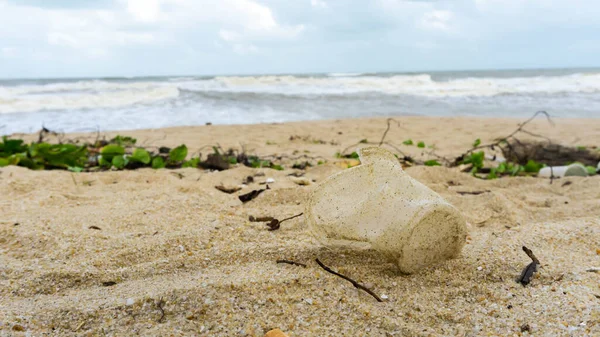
[209,73,600,97]
[327,72,365,77]
[0,80,179,114]
[1,72,600,114]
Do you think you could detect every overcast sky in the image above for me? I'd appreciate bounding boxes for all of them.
[1,0,599,78]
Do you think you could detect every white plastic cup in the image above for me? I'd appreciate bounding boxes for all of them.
[305,147,467,274]
[538,163,588,178]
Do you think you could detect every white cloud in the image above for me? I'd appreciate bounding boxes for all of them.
[1,0,599,77]
[126,0,161,22]
[230,0,277,31]
[1,47,17,58]
[232,43,259,55]
[310,0,327,9]
[419,10,454,32]
[47,32,79,48]
[219,30,242,42]
[0,0,304,61]
[210,1,304,52]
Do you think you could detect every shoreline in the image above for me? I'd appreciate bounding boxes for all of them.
[10,115,600,167]
[1,116,600,336]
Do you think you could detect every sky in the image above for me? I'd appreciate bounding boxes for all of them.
[1,0,599,78]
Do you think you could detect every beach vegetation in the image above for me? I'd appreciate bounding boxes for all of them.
[424,160,441,166]
[152,157,166,169]
[333,111,598,180]
[168,145,187,163]
[130,148,151,164]
[0,133,288,172]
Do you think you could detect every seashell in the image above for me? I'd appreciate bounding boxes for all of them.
[305,147,467,274]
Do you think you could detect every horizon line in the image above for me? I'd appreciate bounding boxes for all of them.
[1,65,600,82]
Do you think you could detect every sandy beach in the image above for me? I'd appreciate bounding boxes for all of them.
[1,116,600,336]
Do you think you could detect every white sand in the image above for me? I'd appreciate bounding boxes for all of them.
[1,116,599,336]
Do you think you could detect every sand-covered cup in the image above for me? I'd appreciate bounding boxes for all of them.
[305,147,467,274]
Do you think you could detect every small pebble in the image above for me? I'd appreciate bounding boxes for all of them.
[291,177,311,186]
[126,298,134,306]
[266,178,275,183]
[304,298,313,305]
[381,294,389,300]
[12,324,25,331]
[477,266,483,271]
[264,329,289,337]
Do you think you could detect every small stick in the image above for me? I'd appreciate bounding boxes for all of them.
[456,190,490,195]
[279,212,304,224]
[454,111,554,164]
[378,118,401,146]
[276,259,307,268]
[522,246,540,264]
[518,246,540,286]
[156,297,165,323]
[266,212,303,231]
[315,258,383,302]
[249,215,275,222]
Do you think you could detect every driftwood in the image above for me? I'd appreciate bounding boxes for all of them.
[501,140,600,166]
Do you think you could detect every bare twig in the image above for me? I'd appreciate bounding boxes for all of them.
[215,185,242,194]
[315,258,383,302]
[156,297,165,323]
[249,215,275,222]
[518,246,540,286]
[523,246,540,264]
[456,190,490,195]
[279,212,304,224]
[266,212,303,231]
[453,111,554,166]
[238,186,269,203]
[379,118,401,146]
[276,259,307,268]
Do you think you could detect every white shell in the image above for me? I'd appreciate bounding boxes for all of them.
[305,147,467,274]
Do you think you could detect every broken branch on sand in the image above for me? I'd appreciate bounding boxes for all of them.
[276,259,307,268]
[238,186,269,203]
[315,258,383,302]
[156,297,166,323]
[518,246,540,286]
[249,212,304,231]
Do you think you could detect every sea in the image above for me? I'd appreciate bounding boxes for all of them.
[1,68,599,135]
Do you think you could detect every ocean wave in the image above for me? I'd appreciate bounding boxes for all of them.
[2,71,600,115]
[206,73,600,97]
[0,81,179,114]
[327,72,365,77]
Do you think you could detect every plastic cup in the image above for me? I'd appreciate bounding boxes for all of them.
[305,147,467,274]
